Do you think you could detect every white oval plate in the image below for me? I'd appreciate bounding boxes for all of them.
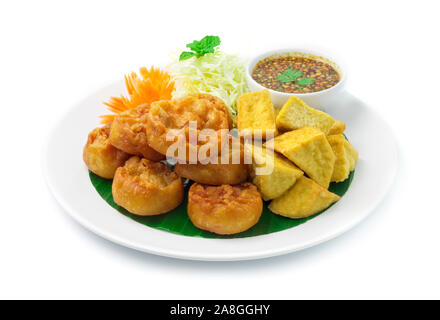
[44,82,397,261]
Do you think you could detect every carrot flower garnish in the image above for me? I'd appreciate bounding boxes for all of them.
[101,66,175,124]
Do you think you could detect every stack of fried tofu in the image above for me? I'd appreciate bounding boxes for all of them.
[237,90,358,219]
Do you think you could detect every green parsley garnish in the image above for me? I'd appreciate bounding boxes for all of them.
[277,68,315,88]
[277,69,303,83]
[296,78,315,86]
[179,36,221,61]
[179,51,197,60]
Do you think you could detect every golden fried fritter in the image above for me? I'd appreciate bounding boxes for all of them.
[175,162,248,186]
[146,94,232,162]
[109,104,165,161]
[174,136,248,185]
[188,183,263,235]
[83,125,130,179]
[112,156,183,216]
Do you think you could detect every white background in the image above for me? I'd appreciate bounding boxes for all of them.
[1,0,439,299]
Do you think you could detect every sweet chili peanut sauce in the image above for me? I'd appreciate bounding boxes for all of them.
[251,56,340,93]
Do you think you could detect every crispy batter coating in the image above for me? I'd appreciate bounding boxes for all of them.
[175,136,248,185]
[146,94,232,162]
[175,162,248,186]
[109,104,165,161]
[83,125,130,179]
[112,156,183,216]
[188,183,263,235]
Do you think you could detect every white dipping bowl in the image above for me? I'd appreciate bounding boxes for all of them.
[246,49,346,112]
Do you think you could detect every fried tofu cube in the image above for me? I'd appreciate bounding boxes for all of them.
[276,96,336,134]
[327,134,359,182]
[346,142,358,172]
[247,144,303,200]
[327,120,346,135]
[237,90,277,139]
[265,127,335,188]
[268,176,340,219]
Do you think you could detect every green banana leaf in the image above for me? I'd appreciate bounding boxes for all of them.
[89,170,354,239]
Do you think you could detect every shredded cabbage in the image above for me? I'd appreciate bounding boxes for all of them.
[169,51,248,118]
